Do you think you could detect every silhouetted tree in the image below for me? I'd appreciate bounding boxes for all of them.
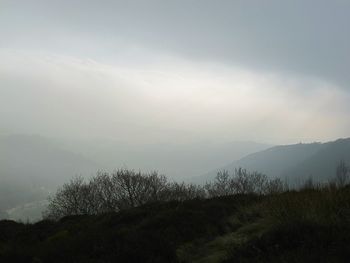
[45,169,204,219]
[265,178,285,194]
[167,182,205,201]
[205,168,282,197]
[44,176,91,219]
[45,167,287,220]
[335,160,348,187]
[205,170,233,197]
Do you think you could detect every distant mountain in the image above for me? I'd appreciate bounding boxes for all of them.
[197,138,350,184]
[59,139,271,180]
[0,134,101,217]
[0,134,270,219]
[282,138,350,182]
[0,134,100,187]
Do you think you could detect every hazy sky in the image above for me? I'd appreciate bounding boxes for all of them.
[1,0,350,144]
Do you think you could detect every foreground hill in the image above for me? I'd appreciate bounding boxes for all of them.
[199,138,350,184]
[1,187,350,262]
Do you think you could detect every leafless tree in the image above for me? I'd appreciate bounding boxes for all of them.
[230,168,269,194]
[205,170,234,197]
[44,167,286,220]
[205,168,283,197]
[335,160,348,187]
[44,170,176,219]
[167,182,206,201]
[265,178,285,194]
[44,176,91,219]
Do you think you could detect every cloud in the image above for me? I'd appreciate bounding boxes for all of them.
[1,49,349,144]
[1,0,349,89]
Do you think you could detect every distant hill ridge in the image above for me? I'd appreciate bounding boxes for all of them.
[0,134,100,217]
[0,134,100,186]
[198,138,350,184]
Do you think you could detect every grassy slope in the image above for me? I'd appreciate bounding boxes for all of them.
[1,188,350,263]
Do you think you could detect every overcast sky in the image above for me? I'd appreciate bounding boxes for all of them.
[1,0,350,145]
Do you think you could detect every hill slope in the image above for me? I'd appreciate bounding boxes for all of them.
[1,187,350,262]
[62,139,271,180]
[282,138,350,182]
[198,138,350,184]
[0,134,100,186]
[0,134,100,219]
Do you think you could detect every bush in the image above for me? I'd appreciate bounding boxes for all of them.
[205,169,285,198]
[45,169,207,219]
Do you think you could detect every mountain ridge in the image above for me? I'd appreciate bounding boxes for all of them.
[196,138,350,184]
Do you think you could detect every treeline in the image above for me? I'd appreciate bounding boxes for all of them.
[44,168,284,219]
[3,162,350,262]
[45,160,350,220]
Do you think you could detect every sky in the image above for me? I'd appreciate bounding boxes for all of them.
[1,0,350,145]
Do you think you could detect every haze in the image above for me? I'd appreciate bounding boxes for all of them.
[2,0,350,142]
[1,0,350,178]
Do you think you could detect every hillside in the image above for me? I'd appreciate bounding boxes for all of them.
[198,138,350,184]
[0,134,100,220]
[282,138,350,182]
[0,134,100,186]
[60,139,271,180]
[0,135,270,220]
[0,134,269,183]
[1,187,350,262]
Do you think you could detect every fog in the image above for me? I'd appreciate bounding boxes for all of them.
[1,50,349,145]
[1,0,350,180]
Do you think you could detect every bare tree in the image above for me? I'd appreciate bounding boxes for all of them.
[90,171,120,213]
[44,176,91,219]
[300,176,315,190]
[231,168,253,194]
[205,168,274,197]
[44,167,285,220]
[205,170,234,197]
[44,170,175,219]
[167,182,205,201]
[265,178,285,194]
[336,160,349,187]
[230,168,268,194]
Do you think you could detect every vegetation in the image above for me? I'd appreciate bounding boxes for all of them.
[1,162,350,262]
[44,168,282,220]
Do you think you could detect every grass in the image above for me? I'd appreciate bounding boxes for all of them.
[1,187,350,262]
